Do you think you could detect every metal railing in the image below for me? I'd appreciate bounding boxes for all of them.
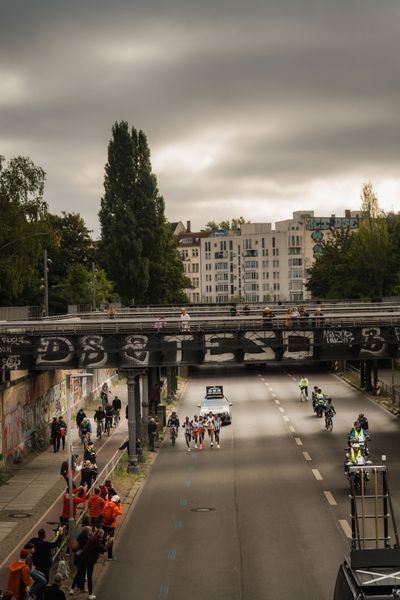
[51,447,126,565]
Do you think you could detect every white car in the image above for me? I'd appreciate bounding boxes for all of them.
[198,385,232,424]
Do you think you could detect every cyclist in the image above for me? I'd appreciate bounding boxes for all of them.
[167,411,180,440]
[324,398,336,429]
[112,396,122,425]
[94,406,106,434]
[182,417,193,452]
[79,418,92,442]
[313,388,326,416]
[299,376,309,401]
[105,403,114,433]
[311,386,319,408]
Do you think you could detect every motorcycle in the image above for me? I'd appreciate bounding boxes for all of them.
[344,442,371,494]
[313,396,326,418]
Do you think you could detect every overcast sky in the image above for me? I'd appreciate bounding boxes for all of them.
[1,0,399,237]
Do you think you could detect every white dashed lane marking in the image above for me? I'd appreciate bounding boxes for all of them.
[339,520,352,538]
[289,426,296,433]
[283,416,290,422]
[294,437,303,446]
[323,491,337,506]
[278,407,285,413]
[312,469,323,480]
[302,452,311,461]
[274,399,280,405]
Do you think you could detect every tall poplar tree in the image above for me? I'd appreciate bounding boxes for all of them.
[99,122,188,305]
[99,122,147,304]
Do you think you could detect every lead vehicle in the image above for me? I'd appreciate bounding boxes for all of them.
[198,385,232,424]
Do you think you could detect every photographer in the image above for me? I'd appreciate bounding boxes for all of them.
[27,526,64,581]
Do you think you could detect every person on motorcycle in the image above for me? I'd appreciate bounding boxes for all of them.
[358,413,369,432]
[311,386,319,408]
[299,376,309,400]
[349,421,368,443]
[167,411,180,439]
[324,398,336,427]
[314,388,326,416]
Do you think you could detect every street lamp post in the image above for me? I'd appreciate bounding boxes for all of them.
[42,250,51,317]
[66,372,93,552]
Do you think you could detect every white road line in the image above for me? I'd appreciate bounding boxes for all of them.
[302,452,311,461]
[289,425,296,433]
[323,491,337,506]
[339,519,352,538]
[274,399,280,405]
[260,377,265,381]
[278,407,285,413]
[312,469,323,480]
[271,392,277,398]
[283,416,290,422]
[294,437,303,446]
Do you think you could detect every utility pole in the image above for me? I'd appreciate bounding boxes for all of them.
[43,249,49,317]
[92,262,97,311]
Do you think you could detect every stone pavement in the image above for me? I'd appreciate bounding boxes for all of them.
[0,379,128,580]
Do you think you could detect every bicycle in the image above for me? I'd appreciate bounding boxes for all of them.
[170,426,177,446]
[325,414,334,432]
[299,387,308,403]
[29,430,46,451]
[105,417,112,437]
[96,420,103,440]
[113,410,120,428]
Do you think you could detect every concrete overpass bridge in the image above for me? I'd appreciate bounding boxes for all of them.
[1,301,399,472]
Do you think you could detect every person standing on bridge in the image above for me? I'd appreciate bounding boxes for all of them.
[180,307,190,331]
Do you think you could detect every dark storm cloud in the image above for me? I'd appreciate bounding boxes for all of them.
[1,0,399,233]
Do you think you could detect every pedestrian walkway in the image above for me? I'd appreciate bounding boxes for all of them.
[0,379,128,588]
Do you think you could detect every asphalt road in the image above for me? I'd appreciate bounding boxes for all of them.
[96,365,400,600]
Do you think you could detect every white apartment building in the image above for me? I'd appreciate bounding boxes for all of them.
[177,223,210,304]
[199,210,360,304]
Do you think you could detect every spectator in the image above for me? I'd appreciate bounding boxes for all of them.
[262,307,275,327]
[99,479,117,501]
[7,549,32,599]
[101,495,122,560]
[150,383,160,415]
[42,573,66,600]
[58,416,67,451]
[229,303,236,317]
[107,305,116,319]
[70,526,91,595]
[180,307,190,331]
[148,417,157,452]
[83,442,97,465]
[80,460,97,488]
[313,307,325,326]
[243,304,250,315]
[75,409,86,429]
[60,454,79,488]
[153,316,166,330]
[60,486,87,527]
[88,487,106,528]
[28,527,64,581]
[50,417,61,453]
[23,542,47,600]
[81,529,111,599]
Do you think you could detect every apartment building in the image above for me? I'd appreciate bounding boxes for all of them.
[177,222,211,304]
[198,210,360,304]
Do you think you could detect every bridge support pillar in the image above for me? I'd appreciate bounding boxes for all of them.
[141,371,149,425]
[125,369,141,473]
[372,360,379,395]
[166,366,175,403]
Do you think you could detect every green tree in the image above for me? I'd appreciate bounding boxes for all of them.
[99,121,147,305]
[204,217,249,231]
[99,122,188,305]
[0,155,50,305]
[46,212,96,312]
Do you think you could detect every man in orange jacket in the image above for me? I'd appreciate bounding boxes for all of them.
[8,549,33,599]
[60,485,87,526]
[88,487,106,528]
[101,494,122,560]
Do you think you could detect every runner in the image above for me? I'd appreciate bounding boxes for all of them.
[182,417,193,452]
[213,414,222,449]
[192,415,200,449]
[206,412,215,448]
[198,417,206,450]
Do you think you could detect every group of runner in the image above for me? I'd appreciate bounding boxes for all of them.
[168,412,222,451]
